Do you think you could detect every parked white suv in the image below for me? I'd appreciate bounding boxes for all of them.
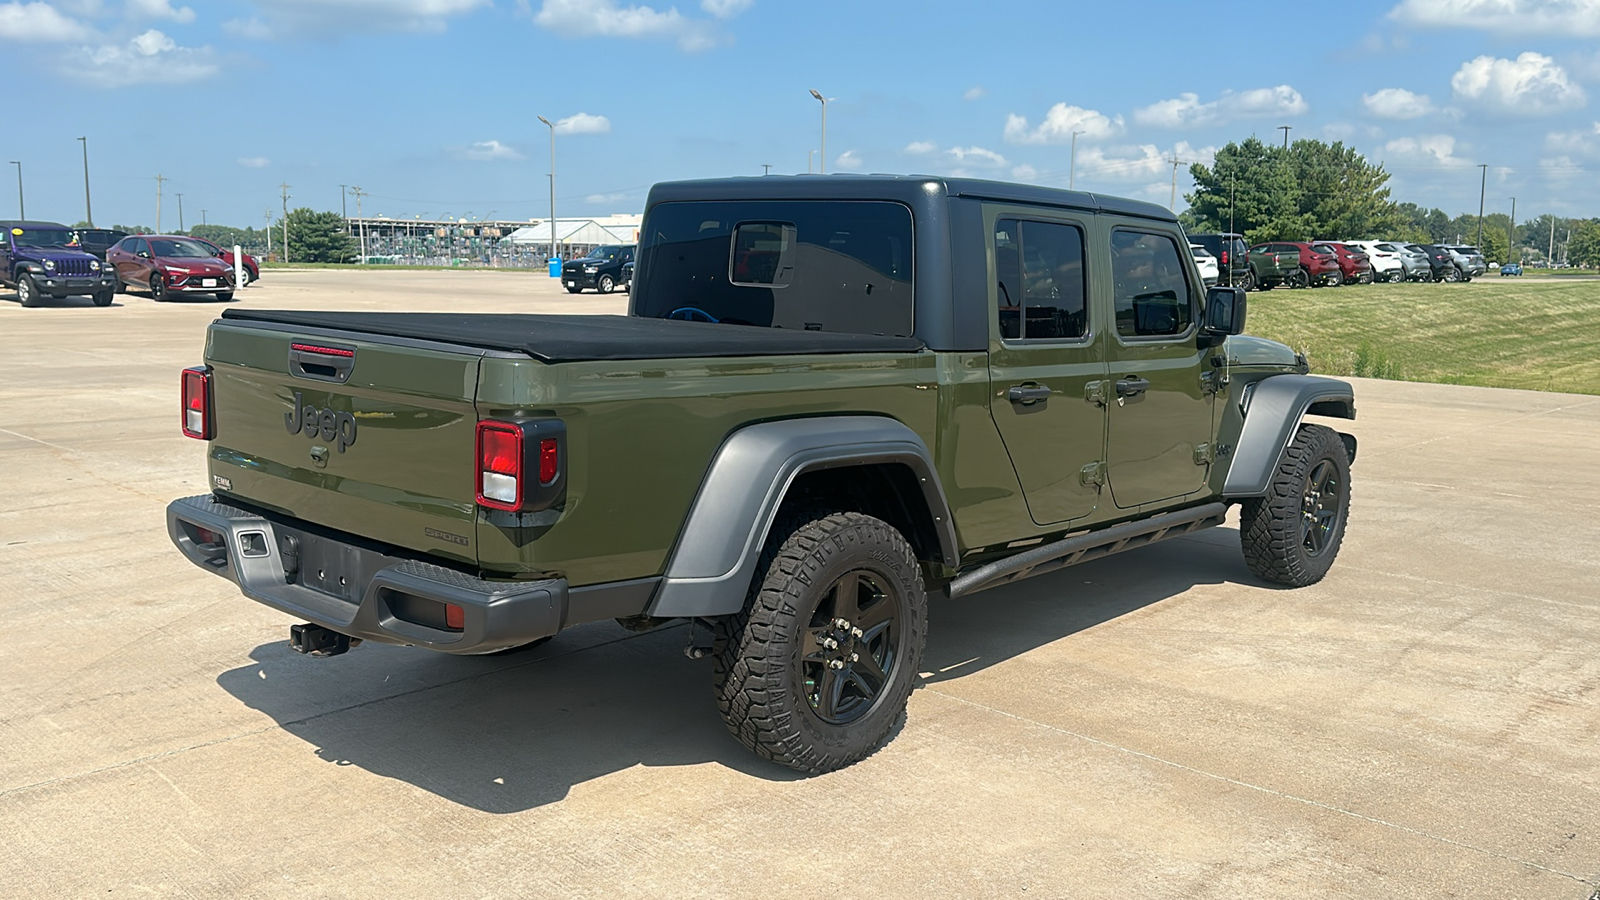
[1189,243,1219,287]
[1342,240,1407,283]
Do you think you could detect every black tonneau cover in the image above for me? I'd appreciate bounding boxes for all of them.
[219,310,925,363]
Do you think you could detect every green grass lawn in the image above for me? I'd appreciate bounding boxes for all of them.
[1245,276,1600,396]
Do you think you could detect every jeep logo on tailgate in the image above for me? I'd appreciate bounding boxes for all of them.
[285,391,358,452]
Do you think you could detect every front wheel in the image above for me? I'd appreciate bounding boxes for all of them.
[17,273,40,307]
[92,290,114,307]
[1240,424,1351,587]
[596,274,614,294]
[712,511,927,774]
[565,285,582,294]
[214,291,234,302]
[149,274,168,301]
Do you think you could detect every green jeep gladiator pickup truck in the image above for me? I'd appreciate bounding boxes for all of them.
[167,175,1356,773]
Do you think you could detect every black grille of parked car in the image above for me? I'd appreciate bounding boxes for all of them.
[54,258,94,276]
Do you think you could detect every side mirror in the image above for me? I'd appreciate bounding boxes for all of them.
[1202,286,1247,337]
[137,251,151,259]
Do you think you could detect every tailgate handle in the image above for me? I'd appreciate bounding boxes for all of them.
[289,342,355,384]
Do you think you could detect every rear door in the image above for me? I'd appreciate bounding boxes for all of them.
[205,322,486,564]
[1102,223,1215,509]
[985,207,1108,526]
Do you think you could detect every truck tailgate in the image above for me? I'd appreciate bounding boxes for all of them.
[205,321,484,565]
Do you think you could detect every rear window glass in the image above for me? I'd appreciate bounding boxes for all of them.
[633,200,913,337]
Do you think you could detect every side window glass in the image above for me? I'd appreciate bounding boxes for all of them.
[995,218,1087,341]
[1111,230,1194,338]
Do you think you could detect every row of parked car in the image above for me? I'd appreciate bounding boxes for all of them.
[1,220,260,307]
[1188,233,1491,291]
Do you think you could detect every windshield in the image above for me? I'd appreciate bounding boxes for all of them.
[588,246,623,260]
[148,238,215,258]
[10,228,79,249]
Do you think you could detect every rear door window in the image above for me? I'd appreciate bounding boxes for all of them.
[633,200,913,337]
[996,218,1088,341]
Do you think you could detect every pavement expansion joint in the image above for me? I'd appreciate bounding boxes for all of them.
[918,685,1598,888]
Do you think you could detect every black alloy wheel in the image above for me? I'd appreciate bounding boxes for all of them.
[798,568,904,725]
[1240,424,1351,587]
[1300,458,1344,559]
[149,273,168,301]
[1239,270,1257,292]
[1288,268,1310,289]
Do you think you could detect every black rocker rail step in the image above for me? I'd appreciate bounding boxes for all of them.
[948,502,1229,599]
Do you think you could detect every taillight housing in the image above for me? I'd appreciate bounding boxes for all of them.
[181,366,212,440]
[475,418,566,513]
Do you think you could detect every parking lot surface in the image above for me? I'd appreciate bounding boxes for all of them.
[2,271,1597,899]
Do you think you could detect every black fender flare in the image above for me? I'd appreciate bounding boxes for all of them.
[647,416,957,619]
[1222,374,1356,498]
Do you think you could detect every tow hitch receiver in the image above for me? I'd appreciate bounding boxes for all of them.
[289,623,359,657]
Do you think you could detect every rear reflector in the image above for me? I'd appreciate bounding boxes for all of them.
[445,603,465,630]
[539,438,559,485]
[181,366,212,440]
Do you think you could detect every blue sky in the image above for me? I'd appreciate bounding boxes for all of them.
[2,0,1597,231]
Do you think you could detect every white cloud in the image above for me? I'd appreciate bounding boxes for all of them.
[963,86,985,101]
[700,0,749,17]
[1546,121,1600,156]
[1390,0,1600,37]
[221,16,269,38]
[946,145,1007,168]
[1363,87,1433,120]
[586,192,628,203]
[237,0,488,36]
[237,156,270,168]
[1134,85,1306,128]
[126,0,193,23]
[461,140,521,160]
[835,149,862,171]
[1010,164,1037,180]
[534,0,720,51]
[0,1,91,40]
[1003,103,1121,145]
[1072,141,1216,185]
[1383,133,1469,166]
[1451,52,1586,115]
[68,28,217,85]
[903,140,936,155]
[554,111,610,134]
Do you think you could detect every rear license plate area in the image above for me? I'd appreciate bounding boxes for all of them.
[290,531,358,602]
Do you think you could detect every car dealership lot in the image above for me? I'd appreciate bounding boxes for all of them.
[2,271,1597,899]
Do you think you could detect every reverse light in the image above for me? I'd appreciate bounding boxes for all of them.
[181,366,212,440]
[475,419,567,513]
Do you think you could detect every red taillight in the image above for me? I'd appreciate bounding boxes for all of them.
[1220,250,1228,265]
[444,603,465,630]
[181,366,212,440]
[539,438,559,485]
[476,422,523,511]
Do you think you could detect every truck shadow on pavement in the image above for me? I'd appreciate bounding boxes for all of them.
[216,529,1256,813]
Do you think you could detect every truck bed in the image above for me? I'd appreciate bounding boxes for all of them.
[219,310,926,362]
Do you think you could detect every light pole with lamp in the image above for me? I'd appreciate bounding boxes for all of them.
[809,89,832,174]
[8,161,22,219]
[78,137,93,226]
[538,115,558,270]
[1069,130,1085,190]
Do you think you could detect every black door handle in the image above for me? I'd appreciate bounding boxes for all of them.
[1116,377,1150,397]
[1007,385,1053,405]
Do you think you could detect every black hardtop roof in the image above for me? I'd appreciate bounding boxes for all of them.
[0,220,70,229]
[644,174,1177,222]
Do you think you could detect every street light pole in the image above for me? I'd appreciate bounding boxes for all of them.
[1475,164,1488,249]
[1508,197,1517,264]
[176,193,184,232]
[9,161,23,219]
[1069,130,1085,190]
[78,137,92,227]
[537,115,557,268]
[809,89,830,175]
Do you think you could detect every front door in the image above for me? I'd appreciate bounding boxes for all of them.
[987,211,1108,527]
[1103,225,1215,509]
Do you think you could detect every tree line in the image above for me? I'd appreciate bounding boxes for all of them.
[1181,136,1600,266]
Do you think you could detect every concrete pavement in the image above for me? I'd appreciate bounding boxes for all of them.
[1,270,1596,899]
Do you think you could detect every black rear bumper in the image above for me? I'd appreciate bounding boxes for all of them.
[166,494,564,654]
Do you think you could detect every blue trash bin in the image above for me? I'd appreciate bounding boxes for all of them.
[548,258,562,278]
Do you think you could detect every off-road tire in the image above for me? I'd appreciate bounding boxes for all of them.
[17,273,40,307]
[597,274,614,294]
[1240,424,1351,587]
[92,290,114,307]
[712,510,927,774]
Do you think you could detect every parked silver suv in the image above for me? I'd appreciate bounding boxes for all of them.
[1440,245,1487,278]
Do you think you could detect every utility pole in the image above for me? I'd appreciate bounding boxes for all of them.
[176,193,184,232]
[1508,197,1516,264]
[279,183,291,264]
[349,186,368,263]
[807,149,814,174]
[1549,215,1556,265]
[8,161,21,220]
[154,174,166,232]
[1278,125,1292,149]
[339,184,348,220]
[537,115,557,266]
[1168,157,1184,211]
[762,164,772,176]
[1069,130,1085,190]
[264,210,273,257]
[201,209,207,226]
[1475,164,1487,249]
[78,137,92,227]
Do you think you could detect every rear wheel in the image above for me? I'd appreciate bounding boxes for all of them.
[1441,267,1461,283]
[1239,270,1257,292]
[1324,268,1343,287]
[17,273,40,307]
[1287,268,1310,289]
[1240,424,1351,587]
[712,510,927,774]
[237,268,252,287]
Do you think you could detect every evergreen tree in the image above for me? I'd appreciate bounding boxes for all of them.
[284,208,356,263]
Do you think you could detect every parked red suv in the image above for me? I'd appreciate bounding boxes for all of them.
[190,237,260,286]
[1312,242,1373,285]
[1250,241,1343,287]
